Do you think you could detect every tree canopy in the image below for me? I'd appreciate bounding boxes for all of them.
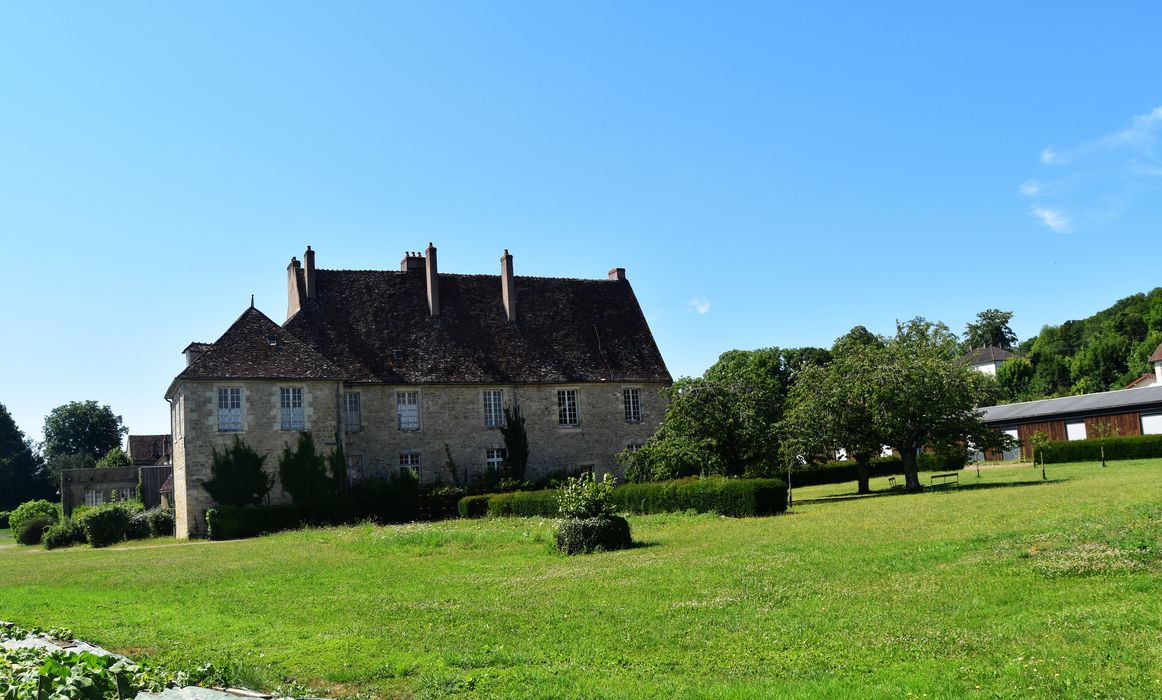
[964,309,1017,350]
[42,401,127,462]
[0,403,55,510]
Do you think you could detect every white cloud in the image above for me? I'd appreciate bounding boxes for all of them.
[1105,105,1162,148]
[1041,147,1065,164]
[1018,180,1042,196]
[1032,206,1070,233]
[688,297,711,314]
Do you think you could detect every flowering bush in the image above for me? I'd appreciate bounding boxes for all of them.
[555,473,617,519]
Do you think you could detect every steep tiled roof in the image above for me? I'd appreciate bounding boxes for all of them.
[1149,341,1162,363]
[172,307,344,390]
[128,434,172,466]
[283,268,672,384]
[963,346,1018,365]
[1126,373,1156,389]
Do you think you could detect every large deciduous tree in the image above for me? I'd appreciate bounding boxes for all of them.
[623,347,831,481]
[42,400,127,464]
[0,403,55,510]
[964,309,1017,350]
[781,331,887,494]
[872,318,1008,490]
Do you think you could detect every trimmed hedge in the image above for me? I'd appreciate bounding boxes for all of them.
[143,506,175,537]
[15,516,53,545]
[126,512,152,540]
[43,520,87,550]
[78,504,134,548]
[459,477,789,520]
[207,504,306,540]
[557,516,633,554]
[1038,433,1162,463]
[9,500,61,536]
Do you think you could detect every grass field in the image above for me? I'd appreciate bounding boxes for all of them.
[2,459,1161,699]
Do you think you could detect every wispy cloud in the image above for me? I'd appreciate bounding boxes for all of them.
[688,297,711,314]
[1032,207,1070,233]
[1021,105,1162,233]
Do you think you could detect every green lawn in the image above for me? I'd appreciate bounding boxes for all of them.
[2,460,1161,699]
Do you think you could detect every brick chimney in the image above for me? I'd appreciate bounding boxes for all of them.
[400,251,424,272]
[304,246,316,299]
[608,267,626,281]
[501,249,516,322]
[425,242,439,318]
[287,256,305,319]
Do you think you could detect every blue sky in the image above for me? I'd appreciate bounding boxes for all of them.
[2,2,1161,443]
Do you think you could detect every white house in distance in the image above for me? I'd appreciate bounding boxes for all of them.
[963,346,1018,375]
[1125,341,1162,389]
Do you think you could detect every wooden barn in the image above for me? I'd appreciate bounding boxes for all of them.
[979,385,1162,460]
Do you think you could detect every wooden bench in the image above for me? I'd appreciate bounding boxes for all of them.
[929,472,959,487]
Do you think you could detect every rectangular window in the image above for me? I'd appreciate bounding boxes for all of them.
[84,489,104,507]
[280,387,305,431]
[399,452,421,478]
[623,388,642,423]
[397,391,419,431]
[486,447,507,470]
[117,487,135,502]
[557,389,579,426]
[344,392,361,433]
[626,443,644,452]
[1142,414,1162,435]
[347,455,363,486]
[483,390,504,427]
[217,387,242,432]
[1065,421,1087,441]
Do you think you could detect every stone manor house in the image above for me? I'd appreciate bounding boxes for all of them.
[165,244,672,537]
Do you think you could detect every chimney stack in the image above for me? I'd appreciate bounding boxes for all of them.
[401,251,424,272]
[425,242,439,318]
[608,267,626,281]
[501,249,516,322]
[287,256,305,319]
[304,246,316,299]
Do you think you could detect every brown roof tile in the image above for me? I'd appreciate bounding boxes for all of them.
[283,268,671,384]
[963,346,1018,365]
[175,307,344,385]
[1149,341,1162,363]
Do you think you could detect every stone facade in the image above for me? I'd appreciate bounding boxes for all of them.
[171,379,666,537]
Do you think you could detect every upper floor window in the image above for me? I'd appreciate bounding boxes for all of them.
[623,388,642,423]
[173,394,185,440]
[280,387,305,431]
[217,387,242,432]
[397,391,419,431]
[557,389,579,426]
[399,451,421,478]
[483,390,504,427]
[344,392,361,433]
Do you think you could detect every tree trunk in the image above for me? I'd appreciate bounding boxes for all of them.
[856,458,871,494]
[901,445,921,491]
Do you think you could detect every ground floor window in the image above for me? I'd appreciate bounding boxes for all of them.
[399,452,421,478]
[347,455,363,485]
[486,448,506,470]
[84,489,104,507]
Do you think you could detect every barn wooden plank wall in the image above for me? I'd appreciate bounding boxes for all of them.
[1083,412,1141,438]
[1017,421,1066,460]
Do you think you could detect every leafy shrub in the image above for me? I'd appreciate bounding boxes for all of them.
[1039,433,1162,464]
[203,437,273,507]
[457,494,491,518]
[9,499,62,535]
[143,506,175,537]
[126,512,152,540]
[278,432,336,504]
[0,511,8,529]
[15,516,52,545]
[43,520,87,549]
[557,473,617,519]
[78,503,134,548]
[556,515,632,554]
[347,472,420,523]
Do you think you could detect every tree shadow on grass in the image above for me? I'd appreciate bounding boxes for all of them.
[794,478,1069,505]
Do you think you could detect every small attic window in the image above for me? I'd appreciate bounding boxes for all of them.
[393,349,404,361]
[267,335,279,346]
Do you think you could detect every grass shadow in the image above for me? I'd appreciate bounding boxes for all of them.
[795,478,1068,505]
